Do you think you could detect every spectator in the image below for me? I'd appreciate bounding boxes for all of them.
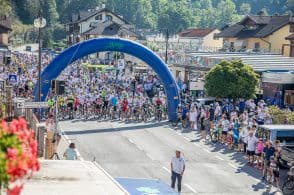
[245,131,258,166]
[268,156,280,189]
[63,143,77,160]
[256,138,264,169]
[170,150,185,193]
[262,141,275,182]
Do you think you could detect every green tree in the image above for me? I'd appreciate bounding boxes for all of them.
[12,0,41,24]
[107,0,156,29]
[240,3,251,15]
[41,0,59,26]
[0,0,11,17]
[204,60,259,99]
[287,0,294,13]
[216,0,240,27]
[158,0,193,33]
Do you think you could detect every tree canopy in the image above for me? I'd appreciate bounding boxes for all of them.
[204,60,259,99]
[2,0,292,44]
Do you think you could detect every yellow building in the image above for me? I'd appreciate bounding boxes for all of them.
[216,15,294,57]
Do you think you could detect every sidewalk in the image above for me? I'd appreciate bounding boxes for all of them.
[22,160,128,195]
[22,132,128,195]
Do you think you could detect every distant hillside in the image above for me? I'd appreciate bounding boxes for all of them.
[0,0,292,46]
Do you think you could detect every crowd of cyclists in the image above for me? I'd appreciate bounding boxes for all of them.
[45,57,170,122]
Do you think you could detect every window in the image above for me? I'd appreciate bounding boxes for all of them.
[106,15,112,21]
[246,25,258,30]
[254,42,260,49]
[213,33,219,40]
[95,14,102,20]
[230,42,235,52]
[290,24,294,33]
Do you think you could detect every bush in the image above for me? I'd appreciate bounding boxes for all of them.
[267,106,293,124]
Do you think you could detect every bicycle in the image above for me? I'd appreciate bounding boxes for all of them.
[282,170,294,195]
[210,127,219,143]
[171,113,189,129]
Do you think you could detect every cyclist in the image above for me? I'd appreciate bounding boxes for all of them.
[66,95,75,119]
[110,93,118,119]
[47,97,55,113]
[122,97,129,119]
[182,104,189,122]
[155,95,163,120]
[74,96,81,117]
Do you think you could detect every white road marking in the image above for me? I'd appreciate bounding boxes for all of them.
[93,161,130,195]
[228,163,238,169]
[253,178,260,182]
[162,166,171,173]
[136,145,143,151]
[203,148,211,153]
[194,143,201,147]
[128,138,134,144]
[184,183,198,193]
[183,136,191,141]
[146,153,154,161]
[215,156,224,161]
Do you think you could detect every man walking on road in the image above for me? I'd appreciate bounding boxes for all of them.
[171,150,185,192]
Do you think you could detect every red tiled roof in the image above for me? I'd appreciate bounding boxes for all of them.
[178,28,216,38]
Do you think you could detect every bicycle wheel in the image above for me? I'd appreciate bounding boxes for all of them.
[282,179,294,195]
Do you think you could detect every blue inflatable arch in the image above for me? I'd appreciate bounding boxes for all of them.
[34,38,179,121]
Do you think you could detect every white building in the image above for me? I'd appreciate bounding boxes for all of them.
[65,5,137,45]
[146,28,223,52]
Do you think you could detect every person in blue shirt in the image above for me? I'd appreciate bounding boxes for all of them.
[63,143,77,160]
[262,141,276,181]
[182,105,189,121]
[111,94,118,111]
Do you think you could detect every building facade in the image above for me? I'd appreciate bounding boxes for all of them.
[0,15,12,65]
[216,14,294,56]
[65,6,137,45]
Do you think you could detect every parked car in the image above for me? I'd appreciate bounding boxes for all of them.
[257,125,294,168]
[196,97,216,106]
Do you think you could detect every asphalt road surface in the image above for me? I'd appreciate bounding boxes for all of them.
[60,120,282,195]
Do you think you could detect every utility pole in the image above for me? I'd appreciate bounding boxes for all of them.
[165,28,169,64]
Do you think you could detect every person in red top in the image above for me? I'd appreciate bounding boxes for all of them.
[122,98,129,112]
[156,96,162,106]
[74,97,81,111]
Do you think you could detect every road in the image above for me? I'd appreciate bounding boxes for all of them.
[60,120,281,195]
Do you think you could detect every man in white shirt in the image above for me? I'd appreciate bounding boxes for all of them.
[171,150,185,192]
[245,131,258,166]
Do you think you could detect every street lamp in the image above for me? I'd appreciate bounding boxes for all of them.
[34,11,46,102]
[160,28,169,64]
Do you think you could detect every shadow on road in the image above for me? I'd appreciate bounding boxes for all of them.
[171,127,287,194]
[63,121,169,135]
